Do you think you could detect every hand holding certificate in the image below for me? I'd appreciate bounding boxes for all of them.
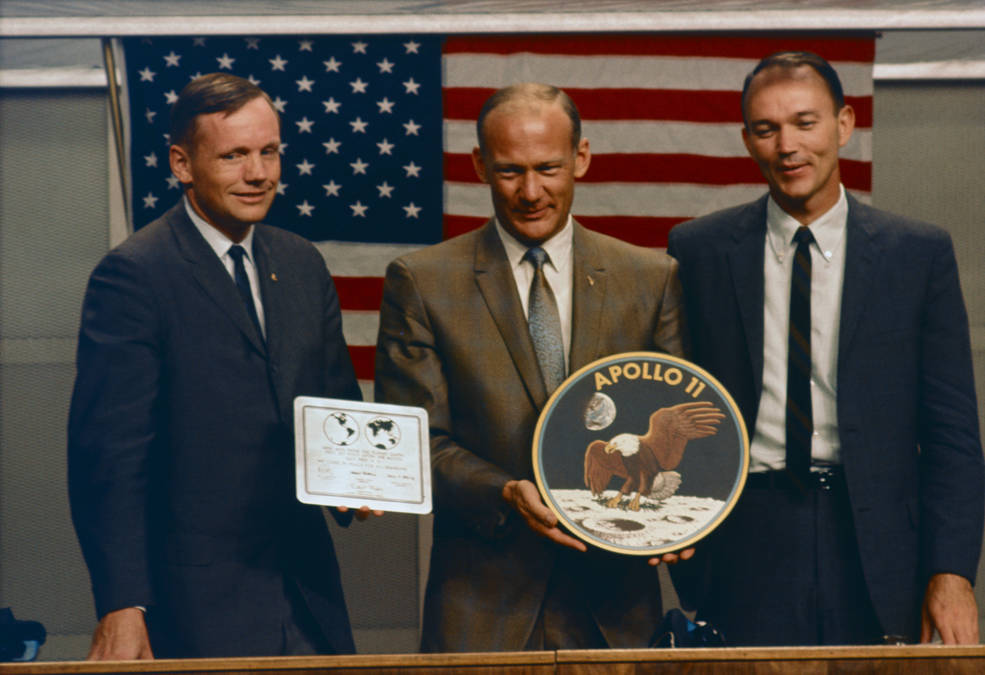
[294,397,432,514]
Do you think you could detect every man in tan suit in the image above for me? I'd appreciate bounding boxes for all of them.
[375,83,686,651]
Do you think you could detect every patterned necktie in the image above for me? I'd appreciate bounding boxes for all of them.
[524,246,565,394]
[786,226,815,488]
[228,244,264,342]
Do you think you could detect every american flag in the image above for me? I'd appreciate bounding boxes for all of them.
[120,34,875,390]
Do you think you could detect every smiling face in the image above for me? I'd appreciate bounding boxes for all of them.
[472,101,590,246]
[742,65,855,225]
[169,95,281,242]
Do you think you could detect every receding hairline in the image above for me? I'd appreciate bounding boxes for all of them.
[741,52,846,127]
[476,83,581,154]
[185,95,279,149]
[169,72,280,150]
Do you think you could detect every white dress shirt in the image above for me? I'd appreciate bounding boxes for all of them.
[184,196,266,337]
[750,186,848,472]
[495,217,574,373]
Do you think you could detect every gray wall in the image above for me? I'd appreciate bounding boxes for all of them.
[0,89,111,659]
[1,61,983,660]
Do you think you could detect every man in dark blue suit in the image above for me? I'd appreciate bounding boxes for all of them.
[69,74,362,659]
[668,52,983,645]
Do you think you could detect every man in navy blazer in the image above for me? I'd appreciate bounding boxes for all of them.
[69,74,361,659]
[668,52,983,645]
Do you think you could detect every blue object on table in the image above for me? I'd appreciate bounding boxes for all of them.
[0,608,46,662]
[651,608,726,648]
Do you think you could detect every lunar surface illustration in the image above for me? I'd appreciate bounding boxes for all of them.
[551,488,725,549]
[583,392,617,430]
[323,411,359,446]
[366,416,401,450]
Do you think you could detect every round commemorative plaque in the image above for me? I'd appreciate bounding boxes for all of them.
[532,352,749,556]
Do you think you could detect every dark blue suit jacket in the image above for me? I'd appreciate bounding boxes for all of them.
[68,202,361,657]
[667,193,984,638]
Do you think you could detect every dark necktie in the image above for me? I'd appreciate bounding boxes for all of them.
[228,244,264,342]
[786,226,814,488]
[524,246,565,394]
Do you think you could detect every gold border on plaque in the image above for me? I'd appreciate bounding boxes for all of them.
[532,352,749,556]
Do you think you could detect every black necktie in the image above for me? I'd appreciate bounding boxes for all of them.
[228,245,264,342]
[786,226,814,488]
[524,246,565,394]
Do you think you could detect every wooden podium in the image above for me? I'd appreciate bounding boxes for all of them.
[2,646,984,674]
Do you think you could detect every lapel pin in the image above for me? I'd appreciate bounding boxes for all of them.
[271,273,278,282]
[587,275,595,286]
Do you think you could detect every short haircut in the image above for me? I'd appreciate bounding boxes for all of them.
[741,51,846,126]
[476,82,582,155]
[169,72,278,148]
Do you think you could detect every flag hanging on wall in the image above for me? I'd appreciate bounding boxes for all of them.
[119,33,875,386]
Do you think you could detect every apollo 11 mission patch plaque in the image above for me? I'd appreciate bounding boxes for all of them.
[532,352,749,556]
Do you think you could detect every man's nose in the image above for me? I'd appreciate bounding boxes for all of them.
[243,153,268,182]
[519,172,542,202]
[776,126,797,154]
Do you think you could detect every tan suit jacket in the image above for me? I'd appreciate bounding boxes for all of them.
[375,219,685,651]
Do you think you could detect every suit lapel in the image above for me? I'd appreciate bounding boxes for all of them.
[727,197,768,400]
[473,221,549,409]
[838,195,879,368]
[569,223,606,371]
[169,205,267,357]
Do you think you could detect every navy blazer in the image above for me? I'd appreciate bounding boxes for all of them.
[667,193,984,637]
[68,202,361,657]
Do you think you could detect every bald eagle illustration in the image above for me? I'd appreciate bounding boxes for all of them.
[584,401,725,510]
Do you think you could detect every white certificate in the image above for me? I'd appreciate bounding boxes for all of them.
[294,396,432,514]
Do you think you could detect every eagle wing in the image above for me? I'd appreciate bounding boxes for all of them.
[646,401,726,470]
[584,439,628,495]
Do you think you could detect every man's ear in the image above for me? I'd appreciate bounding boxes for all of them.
[471,146,489,184]
[573,137,591,179]
[837,104,856,149]
[169,144,193,185]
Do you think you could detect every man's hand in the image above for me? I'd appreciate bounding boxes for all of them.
[921,572,980,644]
[336,505,385,521]
[502,479,587,552]
[87,607,154,660]
[647,547,695,567]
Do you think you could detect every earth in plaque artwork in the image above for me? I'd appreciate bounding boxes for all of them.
[366,416,401,450]
[324,411,359,446]
[535,353,748,554]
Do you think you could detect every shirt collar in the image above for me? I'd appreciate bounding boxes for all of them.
[494,215,574,273]
[183,195,257,262]
[766,185,847,264]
